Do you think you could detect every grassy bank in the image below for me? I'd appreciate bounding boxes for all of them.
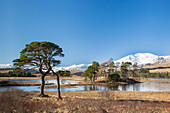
[0,80,53,86]
[0,75,85,81]
[0,89,170,113]
[140,79,170,82]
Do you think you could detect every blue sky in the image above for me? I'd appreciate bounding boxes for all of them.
[1,0,170,66]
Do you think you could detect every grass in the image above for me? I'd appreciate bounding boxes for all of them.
[0,75,85,80]
[0,80,54,86]
[1,88,170,113]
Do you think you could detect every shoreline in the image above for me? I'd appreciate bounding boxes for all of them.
[140,79,170,82]
[1,76,170,82]
[0,80,53,86]
[30,90,170,102]
[0,75,85,81]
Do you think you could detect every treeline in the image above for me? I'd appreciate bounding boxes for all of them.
[0,70,71,77]
[0,68,13,70]
[139,72,169,78]
[81,60,170,83]
[0,69,71,77]
[0,71,36,77]
[127,68,170,78]
[83,61,133,83]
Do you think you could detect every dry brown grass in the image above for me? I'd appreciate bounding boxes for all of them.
[143,63,170,73]
[0,76,56,80]
[1,89,170,113]
[149,68,170,73]
[0,70,12,73]
[144,64,170,69]
[57,91,170,102]
[0,77,41,80]
[44,84,77,88]
[31,91,170,112]
[140,79,170,82]
[60,75,85,81]
[0,75,85,81]
[0,80,53,86]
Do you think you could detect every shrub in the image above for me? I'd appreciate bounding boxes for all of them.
[84,77,88,82]
[108,73,120,82]
[0,88,42,112]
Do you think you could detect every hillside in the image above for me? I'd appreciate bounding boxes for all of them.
[0,64,13,69]
[144,57,170,73]
[1,53,170,73]
[115,53,170,66]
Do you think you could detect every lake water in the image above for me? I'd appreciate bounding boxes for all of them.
[0,78,170,92]
[0,79,81,84]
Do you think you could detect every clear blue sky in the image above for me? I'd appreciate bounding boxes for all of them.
[1,0,170,66]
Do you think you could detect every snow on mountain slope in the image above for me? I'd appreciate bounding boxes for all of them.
[148,57,170,67]
[1,53,170,71]
[0,64,13,69]
[0,63,90,72]
[53,64,91,72]
[115,53,170,66]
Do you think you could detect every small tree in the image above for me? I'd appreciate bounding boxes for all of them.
[115,62,120,73]
[13,41,64,97]
[51,70,71,99]
[132,63,138,79]
[85,61,99,83]
[108,73,120,82]
[85,66,94,83]
[120,62,132,80]
[108,61,115,74]
[91,61,100,81]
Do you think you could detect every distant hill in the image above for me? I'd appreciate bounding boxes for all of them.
[115,53,170,66]
[1,53,170,73]
[144,57,170,73]
[53,64,91,73]
[0,64,13,69]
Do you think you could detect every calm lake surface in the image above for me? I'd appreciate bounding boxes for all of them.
[0,78,170,92]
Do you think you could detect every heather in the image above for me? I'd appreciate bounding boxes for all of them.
[0,88,170,113]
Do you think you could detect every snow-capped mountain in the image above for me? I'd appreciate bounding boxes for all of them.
[115,53,170,66]
[0,63,90,72]
[0,64,13,69]
[1,53,170,71]
[53,64,91,72]
[146,57,170,68]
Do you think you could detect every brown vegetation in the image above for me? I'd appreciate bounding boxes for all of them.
[140,79,170,82]
[0,80,53,86]
[58,91,170,102]
[0,75,85,81]
[143,64,170,73]
[149,68,170,73]
[0,88,55,113]
[0,70,12,73]
[0,76,54,80]
[0,89,170,113]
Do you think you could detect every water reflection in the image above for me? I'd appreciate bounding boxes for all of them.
[0,79,170,92]
[1,79,40,82]
[0,79,81,85]
[45,79,81,85]
[147,78,170,80]
[118,82,170,92]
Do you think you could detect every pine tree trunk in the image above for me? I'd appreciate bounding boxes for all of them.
[56,75,62,100]
[91,78,93,84]
[93,74,95,83]
[40,75,45,96]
